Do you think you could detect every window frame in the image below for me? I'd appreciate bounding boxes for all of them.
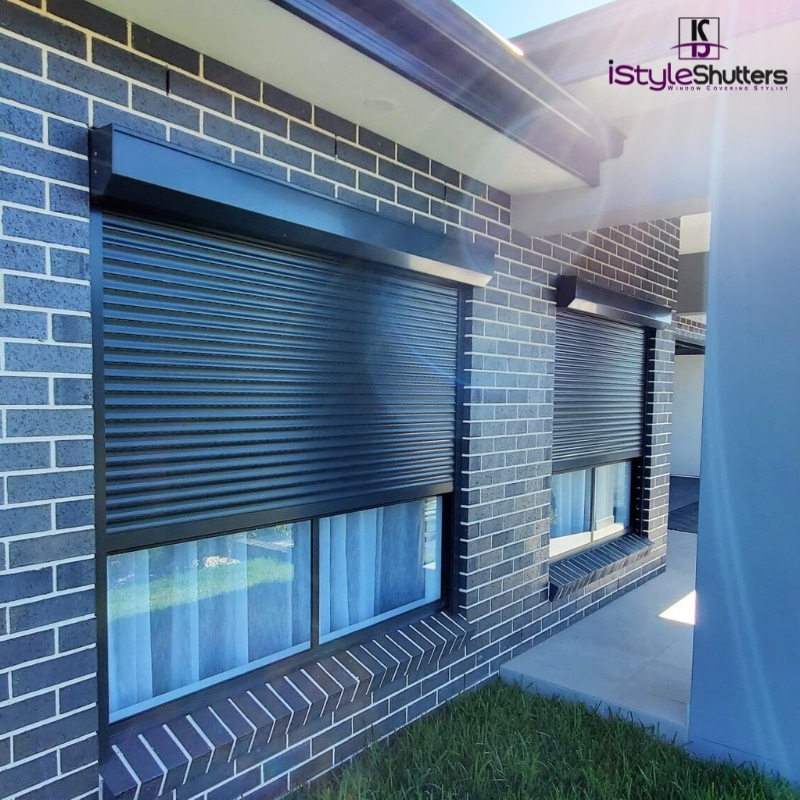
[550,277,670,562]
[549,457,639,560]
[89,129,480,748]
[93,207,464,743]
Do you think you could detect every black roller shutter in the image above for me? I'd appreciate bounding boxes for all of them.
[101,216,459,538]
[552,310,645,470]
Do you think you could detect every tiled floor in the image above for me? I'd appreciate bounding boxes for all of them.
[501,531,697,744]
[669,476,700,533]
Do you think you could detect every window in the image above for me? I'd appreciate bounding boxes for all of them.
[550,308,646,558]
[550,460,632,558]
[98,214,458,722]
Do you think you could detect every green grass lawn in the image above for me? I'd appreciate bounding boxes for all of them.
[292,681,799,800]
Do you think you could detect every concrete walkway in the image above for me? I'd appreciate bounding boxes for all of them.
[501,531,696,744]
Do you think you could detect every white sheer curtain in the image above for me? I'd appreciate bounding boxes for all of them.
[551,469,592,538]
[107,523,310,719]
[319,498,438,642]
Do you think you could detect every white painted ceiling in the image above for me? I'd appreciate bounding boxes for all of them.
[89,0,590,194]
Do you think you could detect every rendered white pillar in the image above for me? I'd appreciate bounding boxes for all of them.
[688,87,800,782]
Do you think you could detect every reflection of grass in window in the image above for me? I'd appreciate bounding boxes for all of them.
[108,554,294,621]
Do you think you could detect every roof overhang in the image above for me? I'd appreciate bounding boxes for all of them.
[88,0,624,193]
[511,0,800,236]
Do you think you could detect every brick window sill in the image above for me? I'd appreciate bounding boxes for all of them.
[100,612,471,800]
[548,534,652,601]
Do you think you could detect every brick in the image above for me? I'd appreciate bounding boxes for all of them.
[133,25,199,73]
[289,121,334,155]
[397,187,428,213]
[7,469,93,504]
[49,183,89,217]
[171,128,231,161]
[9,589,93,633]
[337,186,375,213]
[0,69,88,123]
[140,726,187,795]
[101,753,138,800]
[315,107,355,140]
[0,0,86,58]
[5,276,90,312]
[54,377,92,405]
[0,751,57,796]
[48,53,128,105]
[204,57,260,100]
[55,439,93,468]
[378,158,412,186]
[92,40,167,89]
[59,675,97,713]
[1,138,87,185]
[0,504,51,538]
[169,72,230,114]
[0,29,41,74]
[2,208,88,247]
[55,498,93,529]
[358,127,394,158]
[49,0,127,41]
[263,136,311,171]
[57,735,98,773]
[204,113,259,151]
[13,706,96,760]
[358,172,394,201]
[52,313,91,343]
[336,140,375,171]
[20,764,98,800]
[0,568,53,603]
[133,85,199,130]
[13,648,95,697]
[0,630,54,670]
[262,83,311,122]
[462,175,488,197]
[234,151,287,182]
[0,308,48,340]
[208,768,260,800]
[234,98,286,136]
[488,186,511,208]
[59,618,95,652]
[7,409,93,438]
[0,441,50,471]
[5,342,91,374]
[0,168,46,208]
[0,737,8,768]
[93,101,166,140]
[414,173,445,200]
[165,716,212,781]
[312,155,355,186]
[397,145,429,172]
[290,170,334,198]
[50,249,89,279]
[56,558,94,590]
[0,101,43,141]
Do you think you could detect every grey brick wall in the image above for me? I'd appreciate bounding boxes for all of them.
[0,2,680,798]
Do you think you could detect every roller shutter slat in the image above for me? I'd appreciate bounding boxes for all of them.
[102,216,458,536]
[553,311,645,466]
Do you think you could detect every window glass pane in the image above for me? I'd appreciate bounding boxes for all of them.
[550,469,592,538]
[319,497,441,642]
[594,461,632,538]
[107,522,311,720]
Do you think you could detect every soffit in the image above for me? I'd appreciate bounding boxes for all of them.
[88,0,611,194]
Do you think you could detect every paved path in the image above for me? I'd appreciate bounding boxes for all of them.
[501,531,697,744]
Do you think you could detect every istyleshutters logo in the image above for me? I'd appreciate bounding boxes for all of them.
[609,17,788,92]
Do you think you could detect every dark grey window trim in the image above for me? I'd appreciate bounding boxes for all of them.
[557,275,671,329]
[89,125,496,287]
